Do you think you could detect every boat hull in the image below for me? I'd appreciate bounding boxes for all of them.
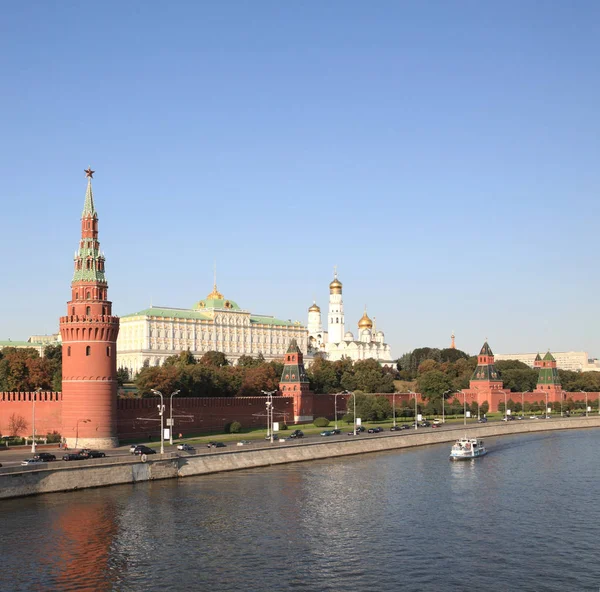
[449,449,487,461]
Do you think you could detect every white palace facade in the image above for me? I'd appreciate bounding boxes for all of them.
[117,284,307,376]
[307,271,394,366]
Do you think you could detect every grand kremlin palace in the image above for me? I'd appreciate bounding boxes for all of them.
[116,284,307,376]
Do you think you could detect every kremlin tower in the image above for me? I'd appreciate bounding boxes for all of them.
[279,339,313,423]
[59,169,120,448]
[535,351,562,402]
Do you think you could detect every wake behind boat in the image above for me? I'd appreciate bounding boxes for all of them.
[449,437,487,461]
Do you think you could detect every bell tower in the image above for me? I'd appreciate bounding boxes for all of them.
[59,169,120,448]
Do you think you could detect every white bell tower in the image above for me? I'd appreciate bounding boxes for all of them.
[327,267,344,344]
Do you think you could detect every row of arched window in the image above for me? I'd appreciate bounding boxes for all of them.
[67,346,112,357]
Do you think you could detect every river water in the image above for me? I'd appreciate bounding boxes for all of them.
[1,429,599,592]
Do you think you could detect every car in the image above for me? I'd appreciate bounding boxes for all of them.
[62,453,86,461]
[237,440,251,446]
[516,416,525,420]
[418,421,431,427]
[320,430,333,436]
[21,458,45,466]
[177,443,195,451]
[207,441,227,448]
[529,416,539,420]
[289,430,304,438]
[367,427,383,433]
[431,423,441,429]
[477,417,488,423]
[502,416,515,421]
[264,434,279,441]
[132,445,156,455]
[433,419,441,425]
[129,444,140,453]
[79,449,106,459]
[331,429,341,435]
[33,453,56,462]
[401,424,411,430]
[390,425,402,431]
[356,425,366,433]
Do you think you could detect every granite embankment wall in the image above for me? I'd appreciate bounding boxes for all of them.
[1,418,599,500]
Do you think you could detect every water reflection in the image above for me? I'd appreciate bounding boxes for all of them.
[1,430,600,592]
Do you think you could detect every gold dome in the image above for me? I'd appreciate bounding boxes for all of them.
[358,310,373,329]
[206,283,224,300]
[308,302,320,313]
[329,276,342,294]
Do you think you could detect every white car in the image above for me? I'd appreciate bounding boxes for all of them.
[177,443,195,451]
[129,444,139,453]
[433,419,441,425]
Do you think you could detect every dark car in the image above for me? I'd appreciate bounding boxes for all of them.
[132,445,156,456]
[62,453,86,461]
[289,430,304,439]
[33,453,56,462]
[177,443,195,451]
[207,441,227,448]
[356,425,366,433]
[80,449,106,459]
[367,427,383,434]
[477,417,488,423]
[418,421,431,427]
[331,429,341,435]
[390,425,402,431]
[320,430,334,436]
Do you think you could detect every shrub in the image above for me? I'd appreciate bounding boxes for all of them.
[314,417,330,428]
[46,431,62,444]
[279,424,288,431]
[342,413,354,424]
[229,421,242,434]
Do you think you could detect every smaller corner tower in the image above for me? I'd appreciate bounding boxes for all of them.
[279,339,313,423]
[59,169,120,448]
[470,341,503,390]
[535,351,562,401]
[534,352,542,368]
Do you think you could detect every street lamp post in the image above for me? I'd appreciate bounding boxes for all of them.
[75,418,91,449]
[151,389,165,454]
[392,392,397,427]
[442,389,452,424]
[463,391,468,426]
[545,392,549,418]
[504,391,508,420]
[169,389,181,445]
[409,391,418,430]
[333,391,347,430]
[32,387,41,454]
[262,390,277,443]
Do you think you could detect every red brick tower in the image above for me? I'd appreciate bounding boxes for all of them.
[279,339,313,424]
[535,351,562,402]
[533,353,542,368]
[59,169,120,448]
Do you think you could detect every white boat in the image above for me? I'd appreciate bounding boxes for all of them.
[449,437,487,461]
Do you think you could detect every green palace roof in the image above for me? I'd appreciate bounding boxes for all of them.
[121,307,212,320]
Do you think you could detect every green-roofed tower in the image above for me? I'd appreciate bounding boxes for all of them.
[279,338,313,423]
[536,351,562,400]
[534,352,542,368]
[469,340,503,388]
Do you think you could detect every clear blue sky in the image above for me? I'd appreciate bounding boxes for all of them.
[0,1,598,359]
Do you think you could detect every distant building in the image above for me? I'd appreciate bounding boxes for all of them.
[307,270,394,366]
[494,351,600,372]
[117,283,307,376]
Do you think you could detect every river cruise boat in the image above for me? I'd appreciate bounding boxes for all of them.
[449,437,487,461]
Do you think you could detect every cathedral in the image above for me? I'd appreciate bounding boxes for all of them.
[307,270,394,365]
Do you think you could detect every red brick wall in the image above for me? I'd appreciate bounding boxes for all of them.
[0,392,62,437]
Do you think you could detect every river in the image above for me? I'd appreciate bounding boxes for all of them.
[1,429,599,591]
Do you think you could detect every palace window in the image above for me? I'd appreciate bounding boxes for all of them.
[86,306,91,316]
[86,346,91,356]
[67,346,71,357]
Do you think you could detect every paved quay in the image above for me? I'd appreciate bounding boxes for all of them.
[1,417,599,500]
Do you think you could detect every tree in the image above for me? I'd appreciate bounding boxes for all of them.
[480,401,489,415]
[416,370,453,400]
[8,413,27,437]
[307,358,339,394]
[199,351,229,367]
[116,367,130,386]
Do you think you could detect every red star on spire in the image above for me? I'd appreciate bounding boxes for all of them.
[84,167,95,179]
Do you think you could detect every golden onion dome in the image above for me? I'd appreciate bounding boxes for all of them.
[358,310,373,329]
[308,302,320,313]
[329,276,343,294]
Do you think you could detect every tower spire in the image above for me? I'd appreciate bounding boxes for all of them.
[82,167,96,217]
